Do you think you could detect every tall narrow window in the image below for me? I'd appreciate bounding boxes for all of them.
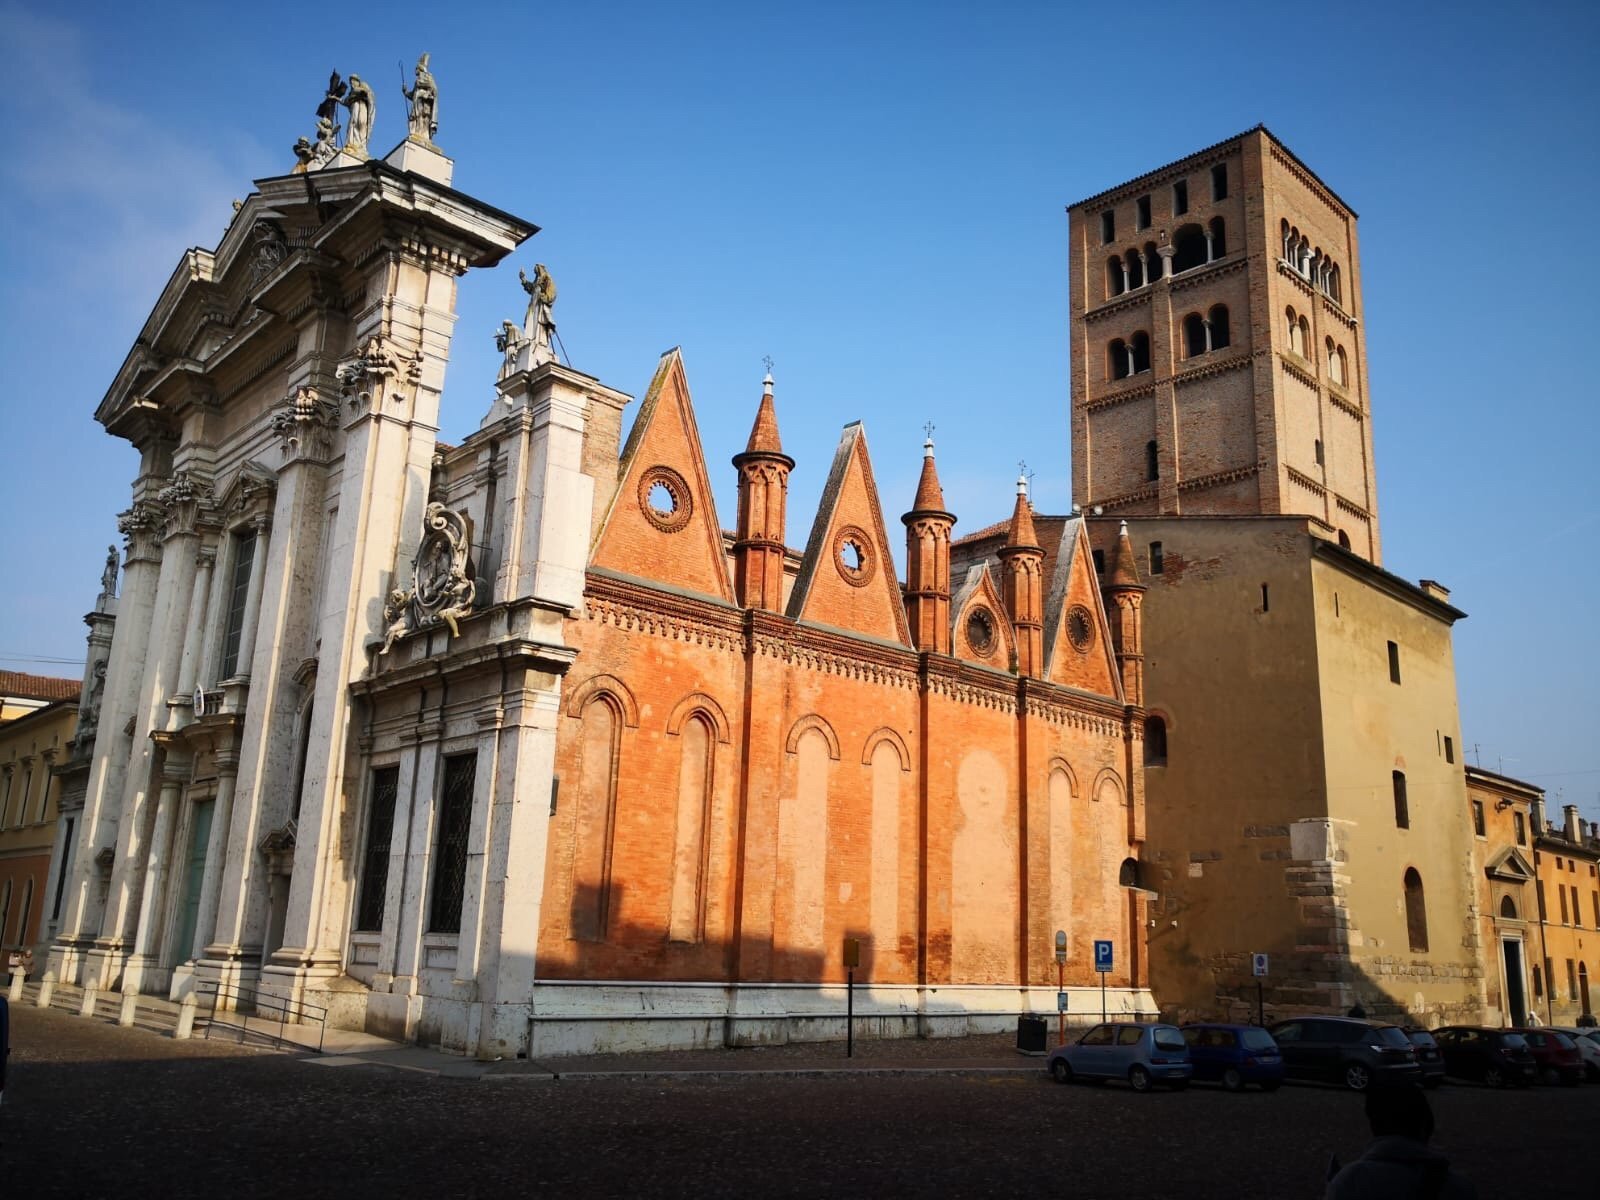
[1145,440,1159,482]
[1109,338,1129,381]
[1148,541,1164,575]
[668,714,714,943]
[1559,886,1569,924]
[1208,217,1227,259]
[1537,880,1547,919]
[1444,736,1455,764]
[428,753,477,934]
[1107,255,1125,298]
[1208,305,1230,350]
[1314,439,1324,466]
[1211,162,1228,200]
[1091,549,1106,575]
[1387,641,1401,684]
[1393,771,1409,828]
[1101,210,1115,244]
[1261,584,1270,613]
[1471,801,1485,837]
[1172,179,1189,215]
[1144,716,1167,766]
[1131,330,1151,373]
[356,766,399,931]
[1533,963,1543,998]
[1183,313,1207,358]
[1568,959,1578,999]
[1515,811,1526,845]
[1136,194,1151,229]
[219,530,258,679]
[1404,868,1428,952]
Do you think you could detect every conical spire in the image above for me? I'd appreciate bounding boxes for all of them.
[1107,519,1142,588]
[744,370,784,455]
[912,436,947,511]
[1005,474,1039,549]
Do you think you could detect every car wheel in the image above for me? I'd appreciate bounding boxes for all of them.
[1221,1067,1244,1093]
[1343,1063,1371,1092]
[1129,1065,1152,1093]
[1483,1066,1505,1089]
[1050,1058,1073,1085]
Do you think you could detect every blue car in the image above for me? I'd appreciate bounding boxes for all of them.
[1181,1023,1284,1091]
[1047,1022,1193,1092]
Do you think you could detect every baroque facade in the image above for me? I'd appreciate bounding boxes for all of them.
[42,71,1152,1057]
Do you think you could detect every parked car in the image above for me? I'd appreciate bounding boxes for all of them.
[1431,1026,1537,1087]
[1180,1023,1284,1091]
[1403,1028,1446,1089]
[1047,1022,1193,1092]
[1267,1016,1421,1091]
[1515,1029,1584,1086]
[1554,1028,1600,1081]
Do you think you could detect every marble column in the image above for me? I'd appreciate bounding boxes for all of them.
[121,761,185,994]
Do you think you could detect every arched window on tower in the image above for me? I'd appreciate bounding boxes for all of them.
[1281,219,1293,261]
[1338,529,1351,550]
[1127,248,1145,289]
[1119,858,1142,887]
[1327,338,1345,386]
[1329,264,1342,305]
[1131,330,1151,374]
[1144,242,1160,286]
[1183,312,1207,359]
[1404,868,1429,953]
[1145,439,1159,481]
[1207,217,1227,260]
[1107,255,1125,298]
[1207,304,1230,350]
[1297,315,1310,357]
[1172,223,1207,273]
[1145,715,1168,765]
[1109,338,1129,381]
[1287,307,1305,356]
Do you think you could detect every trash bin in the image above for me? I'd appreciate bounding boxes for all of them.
[1016,1013,1048,1055]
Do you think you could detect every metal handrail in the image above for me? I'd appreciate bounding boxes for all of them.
[193,980,328,1053]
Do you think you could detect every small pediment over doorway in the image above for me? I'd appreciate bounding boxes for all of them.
[1485,846,1535,883]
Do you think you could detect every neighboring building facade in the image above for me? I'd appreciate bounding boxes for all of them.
[1,671,80,723]
[1530,802,1599,1025]
[1464,765,1539,1028]
[1,692,78,961]
[1067,126,1380,563]
[46,77,1154,1058]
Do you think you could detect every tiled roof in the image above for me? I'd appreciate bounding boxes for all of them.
[0,671,80,702]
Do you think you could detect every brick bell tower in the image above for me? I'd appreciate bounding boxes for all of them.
[997,474,1045,676]
[901,436,954,654]
[731,370,794,611]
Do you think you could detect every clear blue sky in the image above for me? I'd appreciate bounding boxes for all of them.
[1,0,1595,822]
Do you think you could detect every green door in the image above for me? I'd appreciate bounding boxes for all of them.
[173,800,214,963]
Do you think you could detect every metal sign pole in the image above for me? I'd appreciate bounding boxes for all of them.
[847,966,854,1059]
[1257,979,1264,1028]
[1101,973,1106,1024]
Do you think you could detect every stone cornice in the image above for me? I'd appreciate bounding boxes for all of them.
[1279,353,1319,391]
[1081,378,1158,412]
[1334,494,1372,522]
[1328,388,1364,421]
[1276,258,1315,299]
[1092,484,1159,511]
[1173,348,1252,387]
[1286,466,1327,498]
[1321,295,1357,329]
[1169,255,1246,293]
[1083,288,1155,325]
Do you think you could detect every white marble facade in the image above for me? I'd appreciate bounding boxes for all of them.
[41,121,626,1059]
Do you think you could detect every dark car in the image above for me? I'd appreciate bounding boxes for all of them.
[1181,1023,1284,1091]
[1432,1026,1537,1087]
[1514,1029,1584,1086]
[1267,1016,1420,1091]
[1403,1028,1446,1089]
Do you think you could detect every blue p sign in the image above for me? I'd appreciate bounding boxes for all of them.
[1094,939,1114,973]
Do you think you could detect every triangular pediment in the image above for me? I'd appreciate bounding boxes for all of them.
[787,423,911,646]
[1486,846,1536,883]
[590,349,734,603]
[1042,520,1122,699]
[952,564,1015,671]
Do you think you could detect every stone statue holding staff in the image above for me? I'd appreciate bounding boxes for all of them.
[401,53,439,142]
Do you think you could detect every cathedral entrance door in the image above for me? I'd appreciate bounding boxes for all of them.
[1501,938,1527,1028]
[173,800,214,964]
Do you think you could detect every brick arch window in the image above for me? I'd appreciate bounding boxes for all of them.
[1286,307,1306,356]
[1126,247,1146,289]
[1130,330,1151,374]
[1107,254,1125,298]
[1118,857,1142,887]
[1281,219,1293,260]
[1182,312,1207,358]
[1207,305,1230,350]
[1144,715,1168,766]
[1108,338,1129,381]
[1404,867,1428,953]
[1142,241,1160,286]
[1172,222,1207,273]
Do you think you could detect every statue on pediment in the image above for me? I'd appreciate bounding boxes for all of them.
[341,75,375,156]
[401,53,438,143]
[519,264,557,365]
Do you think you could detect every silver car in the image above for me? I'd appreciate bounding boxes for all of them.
[1047,1022,1193,1092]
[1554,1027,1600,1081]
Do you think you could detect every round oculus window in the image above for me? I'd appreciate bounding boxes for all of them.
[833,525,875,587]
[638,466,693,533]
[1066,604,1095,653]
[966,607,996,655]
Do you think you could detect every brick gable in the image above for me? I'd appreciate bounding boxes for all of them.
[1043,521,1122,698]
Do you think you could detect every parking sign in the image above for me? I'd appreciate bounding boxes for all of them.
[1252,953,1269,977]
[1093,939,1113,973]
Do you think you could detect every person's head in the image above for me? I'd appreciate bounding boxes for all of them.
[1365,1084,1434,1142]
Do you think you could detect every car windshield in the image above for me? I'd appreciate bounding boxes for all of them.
[1376,1027,1412,1048]
[1153,1027,1186,1052]
[1499,1034,1529,1050]
[1241,1029,1277,1050]
[1406,1031,1436,1047]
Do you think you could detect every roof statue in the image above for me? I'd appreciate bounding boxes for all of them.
[100,545,119,598]
[518,264,558,366]
[341,75,375,157]
[401,53,439,143]
[293,71,346,171]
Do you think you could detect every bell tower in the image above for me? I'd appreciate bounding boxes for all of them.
[731,371,794,611]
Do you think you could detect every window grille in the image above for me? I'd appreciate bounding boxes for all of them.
[429,753,477,934]
[356,766,398,931]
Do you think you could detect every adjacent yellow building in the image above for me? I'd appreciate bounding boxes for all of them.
[1,693,78,962]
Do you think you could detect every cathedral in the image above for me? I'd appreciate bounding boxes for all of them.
[40,64,1152,1058]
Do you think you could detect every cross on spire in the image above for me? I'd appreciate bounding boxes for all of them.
[762,355,774,375]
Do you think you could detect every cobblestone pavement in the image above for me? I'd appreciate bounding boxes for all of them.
[3,1004,1593,1198]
